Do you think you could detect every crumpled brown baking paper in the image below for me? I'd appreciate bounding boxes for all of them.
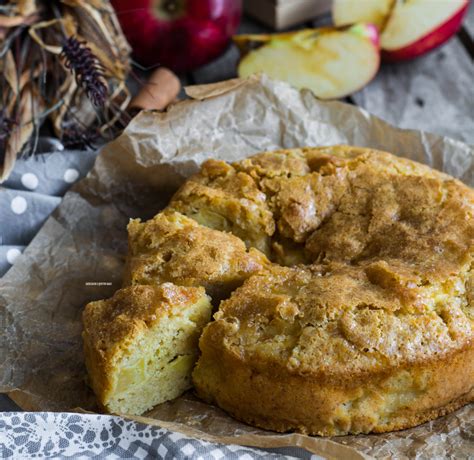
[0,75,472,459]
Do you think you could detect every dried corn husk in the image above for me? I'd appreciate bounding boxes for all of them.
[0,0,131,181]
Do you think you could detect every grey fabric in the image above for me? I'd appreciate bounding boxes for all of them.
[0,150,96,277]
[3,150,97,196]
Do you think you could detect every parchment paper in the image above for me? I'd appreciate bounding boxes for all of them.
[0,75,472,459]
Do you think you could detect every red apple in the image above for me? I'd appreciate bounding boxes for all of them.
[333,0,469,61]
[380,0,469,61]
[111,0,242,72]
[234,24,380,99]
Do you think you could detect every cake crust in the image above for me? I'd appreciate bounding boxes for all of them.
[124,210,269,300]
[194,338,473,435]
[193,263,473,435]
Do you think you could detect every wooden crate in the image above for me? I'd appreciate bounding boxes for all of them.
[244,0,332,30]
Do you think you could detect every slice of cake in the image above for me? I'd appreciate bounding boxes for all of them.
[169,159,275,256]
[124,210,269,301]
[83,283,212,415]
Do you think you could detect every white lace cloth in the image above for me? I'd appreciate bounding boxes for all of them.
[0,412,317,459]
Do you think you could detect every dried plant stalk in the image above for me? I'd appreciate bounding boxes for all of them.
[0,0,131,181]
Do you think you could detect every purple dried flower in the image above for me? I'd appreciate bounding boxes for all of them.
[61,124,99,150]
[61,37,108,107]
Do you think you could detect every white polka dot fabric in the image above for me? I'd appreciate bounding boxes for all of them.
[20,172,39,190]
[64,168,80,183]
[5,248,22,264]
[3,149,96,196]
[0,149,97,276]
[10,195,28,215]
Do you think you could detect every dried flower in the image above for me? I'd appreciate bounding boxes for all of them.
[0,0,131,181]
[61,37,109,108]
[61,124,99,150]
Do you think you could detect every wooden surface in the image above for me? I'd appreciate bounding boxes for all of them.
[190,11,474,144]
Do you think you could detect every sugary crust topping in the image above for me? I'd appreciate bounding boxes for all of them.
[188,146,473,377]
[305,163,473,281]
[83,284,206,362]
[124,210,269,299]
[169,160,275,254]
[210,262,472,377]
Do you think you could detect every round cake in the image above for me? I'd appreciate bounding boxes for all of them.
[84,145,473,435]
[187,146,473,436]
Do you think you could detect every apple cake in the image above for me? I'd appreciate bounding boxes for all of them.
[84,145,473,434]
[123,210,269,300]
[83,283,212,415]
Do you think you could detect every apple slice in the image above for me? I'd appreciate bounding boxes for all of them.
[332,0,469,62]
[234,24,380,100]
[380,0,469,61]
[333,0,395,30]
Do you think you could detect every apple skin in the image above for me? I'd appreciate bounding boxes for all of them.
[381,3,469,62]
[350,23,380,49]
[111,0,242,72]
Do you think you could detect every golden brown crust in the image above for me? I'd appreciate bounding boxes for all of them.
[169,146,472,276]
[169,159,275,255]
[84,284,204,357]
[201,263,472,376]
[305,159,473,282]
[194,338,473,435]
[191,145,474,435]
[124,210,269,300]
